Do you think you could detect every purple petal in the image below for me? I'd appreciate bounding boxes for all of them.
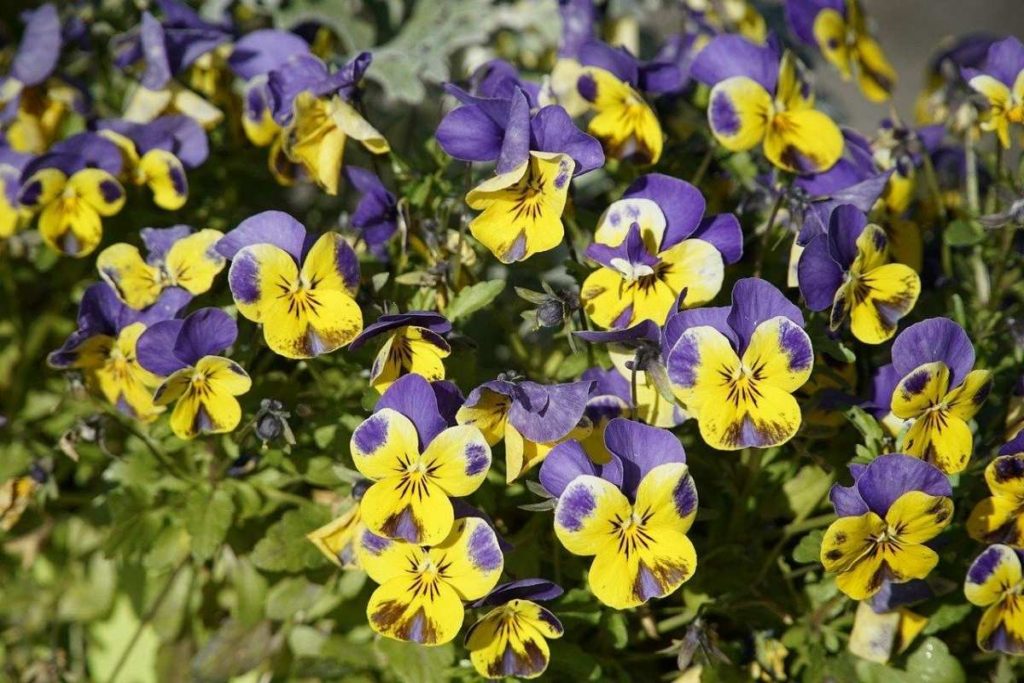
[509,380,593,443]
[829,463,869,517]
[23,132,124,177]
[374,374,447,449]
[581,367,631,403]
[529,105,604,176]
[216,210,307,261]
[726,278,805,353]
[173,308,237,365]
[585,222,660,270]
[623,174,706,250]
[557,0,597,58]
[266,53,329,124]
[1000,432,1024,456]
[855,454,952,517]
[863,363,901,418]
[472,579,564,608]
[578,40,639,86]
[350,311,451,350]
[496,88,531,175]
[891,318,975,386]
[981,36,1024,87]
[604,418,686,499]
[435,100,506,163]
[868,579,934,613]
[140,225,193,263]
[136,319,187,376]
[690,34,780,92]
[228,29,310,80]
[785,0,845,46]
[539,440,623,497]
[471,60,540,105]
[826,204,868,268]
[133,288,192,328]
[638,60,683,94]
[139,12,172,90]
[796,234,843,312]
[691,213,743,264]
[663,306,736,356]
[431,380,465,426]
[12,3,61,86]
[576,320,660,346]
[312,51,372,100]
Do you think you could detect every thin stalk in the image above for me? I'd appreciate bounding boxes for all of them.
[921,152,954,280]
[754,178,790,278]
[964,132,991,304]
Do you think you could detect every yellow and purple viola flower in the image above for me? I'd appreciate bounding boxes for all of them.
[355,516,504,646]
[544,418,698,609]
[351,374,491,545]
[97,115,208,210]
[48,282,190,421]
[227,29,310,144]
[665,278,814,450]
[797,204,921,344]
[964,37,1024,148]
[345,166,398,260]
[307,479,372,569]
[967,435,1024,547]
[887,318,992,474]
[136,308,250,440]
[965,544,1024,654]
[821,454,953,600]
[0,147,32,238]
[264,51,389,195]
[692,35,845,174]
[684,0,767,44]
[349,311,452,393]
[581,174,742,329]
[869,121,945,220]
[218,210,363,359]
[436,83,603,263]
[17,132,126,257]
[456,375,593,482]
[113,1,231,129]
[785,0,897,102]
[97,225,225,310]
[466,579,564,679]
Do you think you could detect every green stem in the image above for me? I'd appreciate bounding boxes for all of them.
[921,152,954,280]
[964,133,991,304]
[754,178,790,278]
[103,406,197,483]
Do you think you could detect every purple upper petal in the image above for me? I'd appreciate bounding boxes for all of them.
[604,418,686,499]
[496,88,531,175]
[23,132,124,178]
[136,318,187,376]
[472,579,564,607]
[311,51,372,101]
[172,308,237,366]
[435,100,506,163]
[863,362,901,418]
[623,174,706,250]
[691,213,743,264]
[228,29,310,81]
[797,233,844,312]
[431,380,465,426]
[891,318,975,387]
[539,439,623,497]
[690,34,780,92]
[216,210,308,261]
[585,222,660,271]
[726,278,805,353]
[508,380,593,443]
[826,204,868,269]
[868,579,935,614]
[979,36,1024,87]
[12,4,61,86]
[785,0,845,46]
[98,115,209,168]
[557,0,597,58]
[529,105,604,176]
[578,40,640,86]
[471,60,540,106]
[375,374,447,450]
[350,312,451,350]
[576,320,661,346]
[829,462,870,517]
[138,12,173,90]
[854,454,952,517]
[266,53,329,124]
[638,60,683,94]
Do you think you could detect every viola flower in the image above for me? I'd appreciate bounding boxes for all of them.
[0,147,32,238]
[344,166,398,260]
[48,282,189,421]
[268,52,389,195]
[786,0,897,102]
[457,375,593,482]
[437,86,603,263]
[306,480,371,569]
[848,599,929,664]
[665,278,813,450]
[580,174,742,329]
[965,544,1024,654]
[349,311,452,393]
[821,454,953,600]
[466,580,564,679]
[96,225,225,310]
[355,516,503,646]
[887,318,992,474]
[964,37,1024,149]
[0,475,39,532]
[691,36,844,174]
[546,419,698,609]
[967,437,1024,547]
[17,133,126,257]
[97,115,209,210]
[684,0,767,44]
[797,204,921,344]
[136,308,251,440]
[218,211,362,359]
[351,375,491,545]
[869,121,944,221]
[113,1,231,129]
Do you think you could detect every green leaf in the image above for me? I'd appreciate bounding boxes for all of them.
[921,602,972,635]
[792,529,825,564]
[251,506,332,573]
[266,576,324,621]
[445,279,506,322]
[374,638,455,683]
[604,611,629,649]
[944,219,984,247]
[904,637,966,683]
[231,558,268,627]
[185,488,235,563]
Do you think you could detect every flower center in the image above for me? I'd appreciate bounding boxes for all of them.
[720,362,766,408]
[275,275,324,318]
[611,509,655,558]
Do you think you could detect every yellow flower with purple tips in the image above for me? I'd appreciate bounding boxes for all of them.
[581,174,742,329]
[356,517,504,646]
[219,211,363,359]
[466,580,564,679]
[964,37,1024,148]
[692,36,844,173]
[352,375,491,545]
[821,454,953,600]
[666,278,814,451]
[797,204,920,344]
[97,225,225,310]
[307,480,371,568]
[547,419,698,609]
[785,0,897,102]
[965,544,1024,654]
[967,436,1024,547]
[887,319,992,474]
[350,311,452,393]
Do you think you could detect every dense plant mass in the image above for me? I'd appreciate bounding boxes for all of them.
[5,0,1024,680]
